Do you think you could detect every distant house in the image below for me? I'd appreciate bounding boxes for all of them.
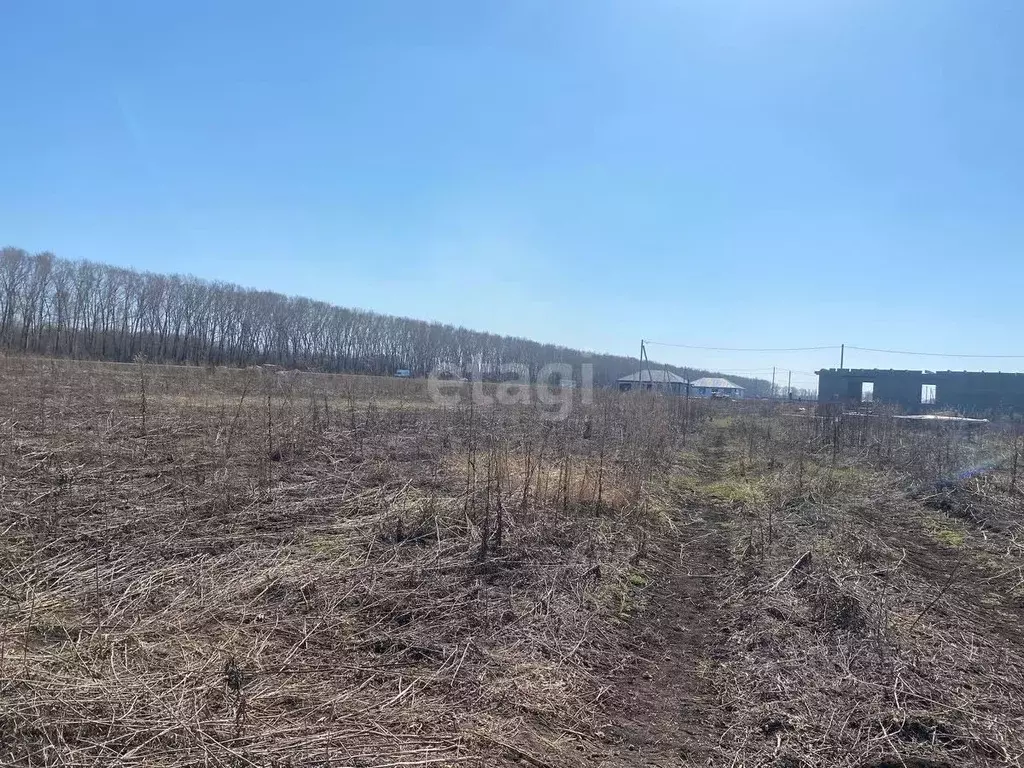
[617,369,688,394]
[394,369,412,378]
[689,377,744,399]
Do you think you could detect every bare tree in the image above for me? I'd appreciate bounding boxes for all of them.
[0,247,771,393]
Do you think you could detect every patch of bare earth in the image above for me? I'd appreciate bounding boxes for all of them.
[596,507,733,766]
[594,429,736,767]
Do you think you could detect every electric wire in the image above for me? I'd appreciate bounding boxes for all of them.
[844,346,1024,359]
[643,340,1024,360]
[643,340,839,352]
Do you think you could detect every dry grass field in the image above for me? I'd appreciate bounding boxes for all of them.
[2,357,1023,767]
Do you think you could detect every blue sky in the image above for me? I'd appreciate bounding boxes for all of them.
[3,0,1022,389]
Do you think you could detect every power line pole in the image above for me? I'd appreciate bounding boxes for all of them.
[683,367,690,447]
[771,366,776,400]
[840,344,845,370]
[788,370,792,400]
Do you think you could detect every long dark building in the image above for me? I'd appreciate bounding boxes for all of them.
[817,368,1024,413]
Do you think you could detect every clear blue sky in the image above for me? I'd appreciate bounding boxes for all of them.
[3,1,1022,389]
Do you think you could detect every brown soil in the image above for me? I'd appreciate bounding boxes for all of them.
[594,430,735,767]
[597,506,733,767]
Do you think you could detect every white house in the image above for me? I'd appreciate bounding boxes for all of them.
[617,369,688,395]
[689,377,745,399]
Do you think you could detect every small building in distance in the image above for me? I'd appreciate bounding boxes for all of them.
[617,369,688,394]
[689,377,745,399]
[817,368,1024,414]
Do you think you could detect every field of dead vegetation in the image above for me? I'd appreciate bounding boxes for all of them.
[1,357,1023,768]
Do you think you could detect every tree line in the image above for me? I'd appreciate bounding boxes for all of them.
[0,247,770,393]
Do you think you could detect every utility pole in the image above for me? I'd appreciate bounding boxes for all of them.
[788,370,792,399]
[771,366,776,400]
[683,367,690,446]
[840,344,845,370]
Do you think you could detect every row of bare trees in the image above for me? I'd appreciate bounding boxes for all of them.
[0,247,768,391]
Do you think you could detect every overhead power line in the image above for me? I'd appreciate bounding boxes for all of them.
[845,346,1024,360]
[643,341,839,352]
[709,368,819,376]
[643,339,1024,360]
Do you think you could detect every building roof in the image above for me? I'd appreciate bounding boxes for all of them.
[617,369,688,384]
[818,368,1024,377]
[690,377,744,390]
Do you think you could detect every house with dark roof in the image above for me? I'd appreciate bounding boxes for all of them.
[617,369,688,394]
[689,377,745,399]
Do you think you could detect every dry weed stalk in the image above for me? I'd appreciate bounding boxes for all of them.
[0,358,686,767]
